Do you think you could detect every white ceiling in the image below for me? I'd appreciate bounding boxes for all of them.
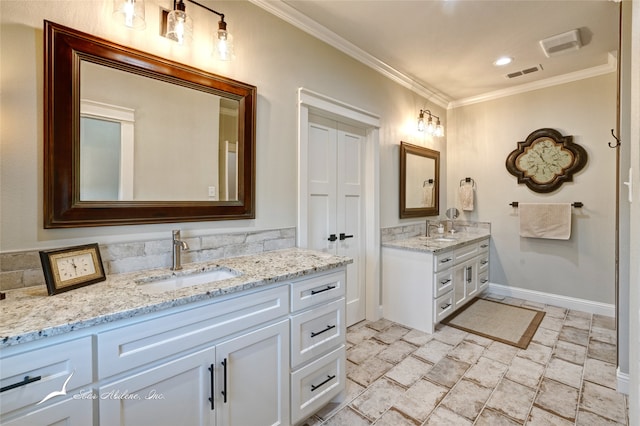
[255,0,620,107]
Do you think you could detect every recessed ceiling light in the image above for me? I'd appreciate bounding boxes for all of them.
[494,56,513,66]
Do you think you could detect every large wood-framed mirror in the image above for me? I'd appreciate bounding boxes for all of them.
[44,21,256,228]
[399,141,440,218]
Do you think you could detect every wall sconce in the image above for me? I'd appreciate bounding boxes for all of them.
[162,0,235,61]
[417,109,444,137]
[113,0,146,30]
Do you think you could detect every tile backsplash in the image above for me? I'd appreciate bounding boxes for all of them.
[0,228,296,291]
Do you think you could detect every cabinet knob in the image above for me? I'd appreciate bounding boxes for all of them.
[327,234,338,242]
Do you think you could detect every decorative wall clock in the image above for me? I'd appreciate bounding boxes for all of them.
[506,128,588,193]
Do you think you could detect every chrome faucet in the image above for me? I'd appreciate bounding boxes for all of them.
[171,230,189,271]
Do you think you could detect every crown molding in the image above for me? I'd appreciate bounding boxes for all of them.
[248,0,451,108]
[448,52,618,109]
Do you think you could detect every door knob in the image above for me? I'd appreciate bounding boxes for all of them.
[327,234,338,242]
[339,233,354,240]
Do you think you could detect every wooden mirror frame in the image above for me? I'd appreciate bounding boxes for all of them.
[399,141,440,218]
[44,21,256,228]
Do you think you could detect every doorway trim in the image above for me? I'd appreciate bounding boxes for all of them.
[297,87,382,321]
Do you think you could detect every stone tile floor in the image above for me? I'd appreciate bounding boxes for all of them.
[303,294,629,425]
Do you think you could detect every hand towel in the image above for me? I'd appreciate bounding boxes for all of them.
[459,185,474,211]
[423,185,434,208]
[519,203,572,240]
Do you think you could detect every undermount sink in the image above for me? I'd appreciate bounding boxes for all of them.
[428,237,458,242]
[137,267,241,293]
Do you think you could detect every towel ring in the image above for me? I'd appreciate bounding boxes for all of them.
[459,177,476,188]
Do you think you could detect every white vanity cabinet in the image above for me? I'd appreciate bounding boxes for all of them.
[289,270,346,425]
[0,265,348,426]
[97,284,290,426]
[382,237,490,333]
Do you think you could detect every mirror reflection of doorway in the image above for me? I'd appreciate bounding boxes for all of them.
[80,100,135,201]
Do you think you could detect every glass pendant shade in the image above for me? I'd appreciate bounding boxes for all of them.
[215,29,234,61]
[166,9,193,46]
[417,112,425,132]
[113,0,146,30]
[214,20,234,61]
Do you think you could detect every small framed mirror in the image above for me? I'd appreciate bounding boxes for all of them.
[399,141,440,218]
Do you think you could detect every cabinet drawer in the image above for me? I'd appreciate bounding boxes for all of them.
[433,250,454,272]
[97,284,288,378]
[454,242,479,265]
[291,345,345,424]
[478,255,489,272]
[478,238,490,253]
[291,298,345,368]
[0,336,92,416]
[434,292,454,323]
[433,270,453,298]
[291,270,346,313]
[478,270,490,291]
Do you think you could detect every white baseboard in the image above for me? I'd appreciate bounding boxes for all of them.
[488,283,615,317]
[617,367,630,395]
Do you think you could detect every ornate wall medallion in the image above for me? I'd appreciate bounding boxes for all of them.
[506,128,588,193]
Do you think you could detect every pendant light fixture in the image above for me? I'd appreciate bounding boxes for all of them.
[113,0,146,30]
[417,109,444,137]
[164,0,234,60]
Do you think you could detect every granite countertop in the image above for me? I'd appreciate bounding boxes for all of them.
[0,248,352,348]
[383,230,491,254]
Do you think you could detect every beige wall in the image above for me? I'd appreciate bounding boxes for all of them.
[0,0,444,251]
[446,73,617,304]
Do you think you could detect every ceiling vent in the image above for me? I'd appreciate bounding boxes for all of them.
[539,29,582,58]
[505,65,543,79]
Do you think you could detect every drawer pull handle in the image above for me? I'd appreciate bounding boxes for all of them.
[441,303,452,310]
[481,278,489,284]
[440,258,452,264]
[311,374,336,392]
[481,260,489,265]
[311,324,336,338]
[481,244,489,248]
[221,359,228,404]
[440,279,451,286]
[311,285,336,295]
[208,364,215,410]
[1,375,42,393]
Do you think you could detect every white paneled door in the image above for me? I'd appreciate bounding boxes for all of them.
[307,114,365,326]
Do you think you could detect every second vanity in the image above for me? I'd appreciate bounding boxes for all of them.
[0,248,351,426]
[382,225,490,334]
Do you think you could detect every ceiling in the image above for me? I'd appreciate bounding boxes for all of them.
[257,0,620,107]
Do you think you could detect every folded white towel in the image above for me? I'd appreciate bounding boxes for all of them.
[459,185,474,211]
[519,203,572,240]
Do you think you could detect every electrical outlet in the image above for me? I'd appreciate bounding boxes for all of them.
[208,186,216,198]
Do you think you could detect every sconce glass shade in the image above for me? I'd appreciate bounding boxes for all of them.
[214,21,234,61]
[113,0,146,30]
[417,111,425,132]
[166,9,193,46]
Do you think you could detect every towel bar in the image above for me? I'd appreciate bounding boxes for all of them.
[509,201,583,208]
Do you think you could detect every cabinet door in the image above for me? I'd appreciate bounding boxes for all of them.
[465,259,479,299]
[99,347,215,426]
[215,319,290,426]
[2,397,92,426]
[452,263,467,308]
